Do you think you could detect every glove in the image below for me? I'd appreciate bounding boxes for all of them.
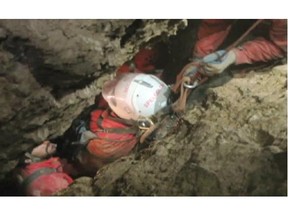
[174,58,204,91]
[201,50,236,76]
[30,141,57,159]
[183,58,201,76]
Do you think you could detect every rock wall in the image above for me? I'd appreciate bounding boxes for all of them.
[0,19,188,184]
[60,65,287,196]
[0,19,286,196]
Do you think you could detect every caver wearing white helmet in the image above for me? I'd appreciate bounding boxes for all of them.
[102,73,170,121]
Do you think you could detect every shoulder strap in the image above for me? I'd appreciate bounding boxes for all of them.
[103,109,137,126]
[21,167,57,189]
[95,109,140,134]
[95,126,140,134]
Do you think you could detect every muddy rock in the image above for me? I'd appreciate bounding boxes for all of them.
[0,19,286,196]
[56,177,94,196]
[91,65,287,196]
[0,19,188,191]
[0,27,7,39]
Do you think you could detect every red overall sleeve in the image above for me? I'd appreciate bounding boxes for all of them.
[193,19,233,58]
[234,19,287,65]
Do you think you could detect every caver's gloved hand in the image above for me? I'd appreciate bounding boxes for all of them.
[22,141,57,164]
[201,50,236,76]
[182,59,200,77]
[30,141,57,159]
[176,58,201,84]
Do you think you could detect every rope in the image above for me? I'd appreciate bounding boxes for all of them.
[225,19,263,52]
[139,123,158,143]
[171,19,264,113]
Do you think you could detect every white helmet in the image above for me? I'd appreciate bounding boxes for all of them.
[102,73,170,120]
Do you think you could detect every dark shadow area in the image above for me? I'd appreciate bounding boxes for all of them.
[245,150,287,196]
[273,151,287,179]
[161,20,201,84]
[218,19,268,49]
[0,170,22,196]
[120,19,143,47]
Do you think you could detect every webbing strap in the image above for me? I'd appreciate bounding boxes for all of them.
[100,109,137,126]
[97,109,139,134]
[139,123,158,143]
[21,167,57,189]
[172,62,199,93]
[97,111,104,129]
[106,115,137,127]
[171,62,208,113]
[171,19,264,113]
[95,126,140,134]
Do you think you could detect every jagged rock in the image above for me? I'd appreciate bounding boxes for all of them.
[56,177,94,196]
[0,20,286,196]
[91,65,287,196]
[0,19,188,191]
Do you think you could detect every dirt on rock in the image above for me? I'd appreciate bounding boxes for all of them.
[0,19,190,194]
[0,20,286,196]
[59,65,287,196]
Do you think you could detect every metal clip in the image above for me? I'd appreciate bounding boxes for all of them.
[183,80,199,89]
[137,117,154,130]
[183,71,204,89]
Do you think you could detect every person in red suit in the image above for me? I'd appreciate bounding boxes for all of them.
[185,19,287,77]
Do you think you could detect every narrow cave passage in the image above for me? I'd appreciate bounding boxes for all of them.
[0,19,286,196]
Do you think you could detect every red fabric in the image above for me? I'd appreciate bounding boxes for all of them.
[193,19,287,64]
[134,48,158,72]
[194,20,232,58]
[96,94,109,108]
[88,109,138,160]
[269,19,287,52]
[234,20,286,64]
[19,157,73,196]
[197,19,233,39]
[89,48,159,159]
[233,37,285,65]
[116,63,134,75]
[89,48,161,159]
[116,48,159,77]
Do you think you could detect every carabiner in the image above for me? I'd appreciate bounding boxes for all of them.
[138,117,154,130]
[183,80,199,89]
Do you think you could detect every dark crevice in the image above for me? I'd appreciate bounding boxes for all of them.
[0,170,22,196]
[273,151,287,179]
[0,20,286,196]
[120,19,143,47]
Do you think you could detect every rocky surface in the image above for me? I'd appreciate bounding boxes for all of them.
[0,20,286,196]
[0,19,190,193]
[59,65,287,196]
